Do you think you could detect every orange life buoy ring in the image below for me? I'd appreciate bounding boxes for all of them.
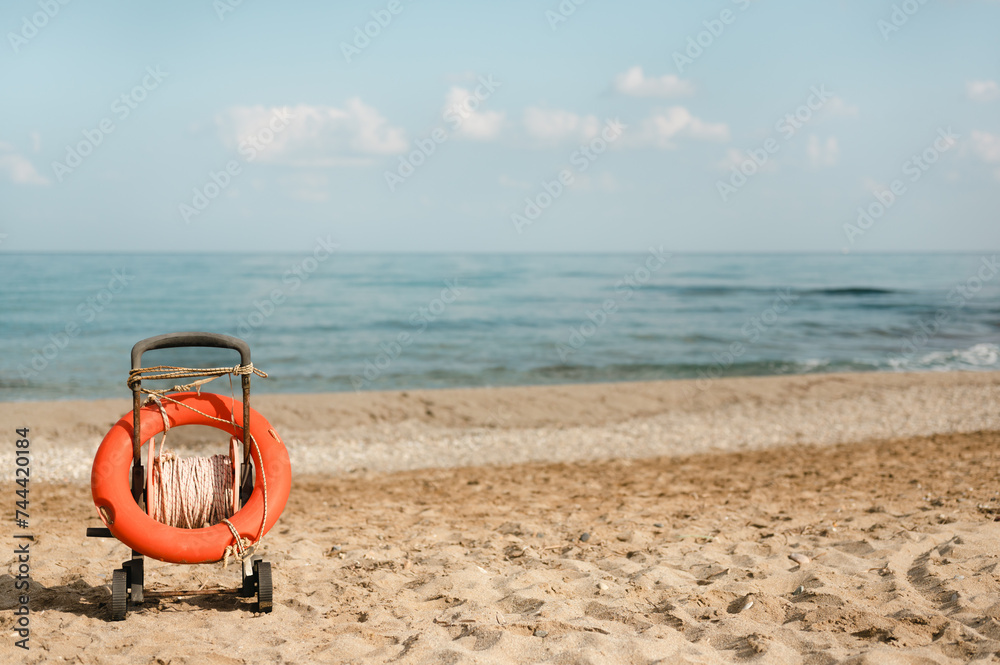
[91,392,291,564]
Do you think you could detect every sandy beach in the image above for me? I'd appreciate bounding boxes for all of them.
[3,370,1000,663]
[6,0,997,661]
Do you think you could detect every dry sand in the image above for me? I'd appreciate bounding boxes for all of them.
[2,371,1000,663]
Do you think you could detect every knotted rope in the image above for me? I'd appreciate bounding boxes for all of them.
[128,363,267,396]
[133,364,269,566]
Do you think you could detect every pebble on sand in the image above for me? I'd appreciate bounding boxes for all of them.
[789,552,810,565]
[579,532,591,542]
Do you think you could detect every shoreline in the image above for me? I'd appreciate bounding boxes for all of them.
[2,370,998,482]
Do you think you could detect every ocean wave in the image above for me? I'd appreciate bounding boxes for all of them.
[887,343,1000,372]
[646,285,904,298]
[805,287,899,296]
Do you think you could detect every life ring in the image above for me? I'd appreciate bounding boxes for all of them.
[91,392,291,564]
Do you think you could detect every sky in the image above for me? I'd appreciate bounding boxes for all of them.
[0,0,998,253]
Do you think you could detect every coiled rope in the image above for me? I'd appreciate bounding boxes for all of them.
[149,452,234,529]
[131,363,269,566]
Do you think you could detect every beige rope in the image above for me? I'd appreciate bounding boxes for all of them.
[220,430,269,567]
[132,363,270,565]
[221,520,253,568]
[128,363,267,396]
[150,452,235,529]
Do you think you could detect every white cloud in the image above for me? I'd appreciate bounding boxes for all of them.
[966,80,999,102]
[217,99,407,166]
[826,96,859,117]
[971,130,1000,162]
[443,86,505,140]
[717,148,747,172]
[0,142,49,185]
[523,107,602,143]
[971,130,1000,179]
[613,66,693,98]
[634,106,729,148]
[521,105,726,149]
[807,135,839,167]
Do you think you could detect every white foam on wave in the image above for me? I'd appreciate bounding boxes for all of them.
[798,358,832,372]
[888,343,1000,372]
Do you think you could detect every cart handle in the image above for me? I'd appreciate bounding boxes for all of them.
[131,332,251,370]
[128,332,255,510]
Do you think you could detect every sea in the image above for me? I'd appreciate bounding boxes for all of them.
[1,252,997,402]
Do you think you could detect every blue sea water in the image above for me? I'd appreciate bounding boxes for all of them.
[1,252,998,401]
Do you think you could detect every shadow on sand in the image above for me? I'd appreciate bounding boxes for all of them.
[0,574,255,620]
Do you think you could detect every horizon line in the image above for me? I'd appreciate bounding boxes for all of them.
[1,250,997,256]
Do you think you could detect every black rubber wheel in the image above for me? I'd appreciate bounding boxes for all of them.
[255,560,272,613]
[111,569,128,621]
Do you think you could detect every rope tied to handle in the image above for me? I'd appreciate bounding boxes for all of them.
[132,364,269,565]
[128,363,267,396]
